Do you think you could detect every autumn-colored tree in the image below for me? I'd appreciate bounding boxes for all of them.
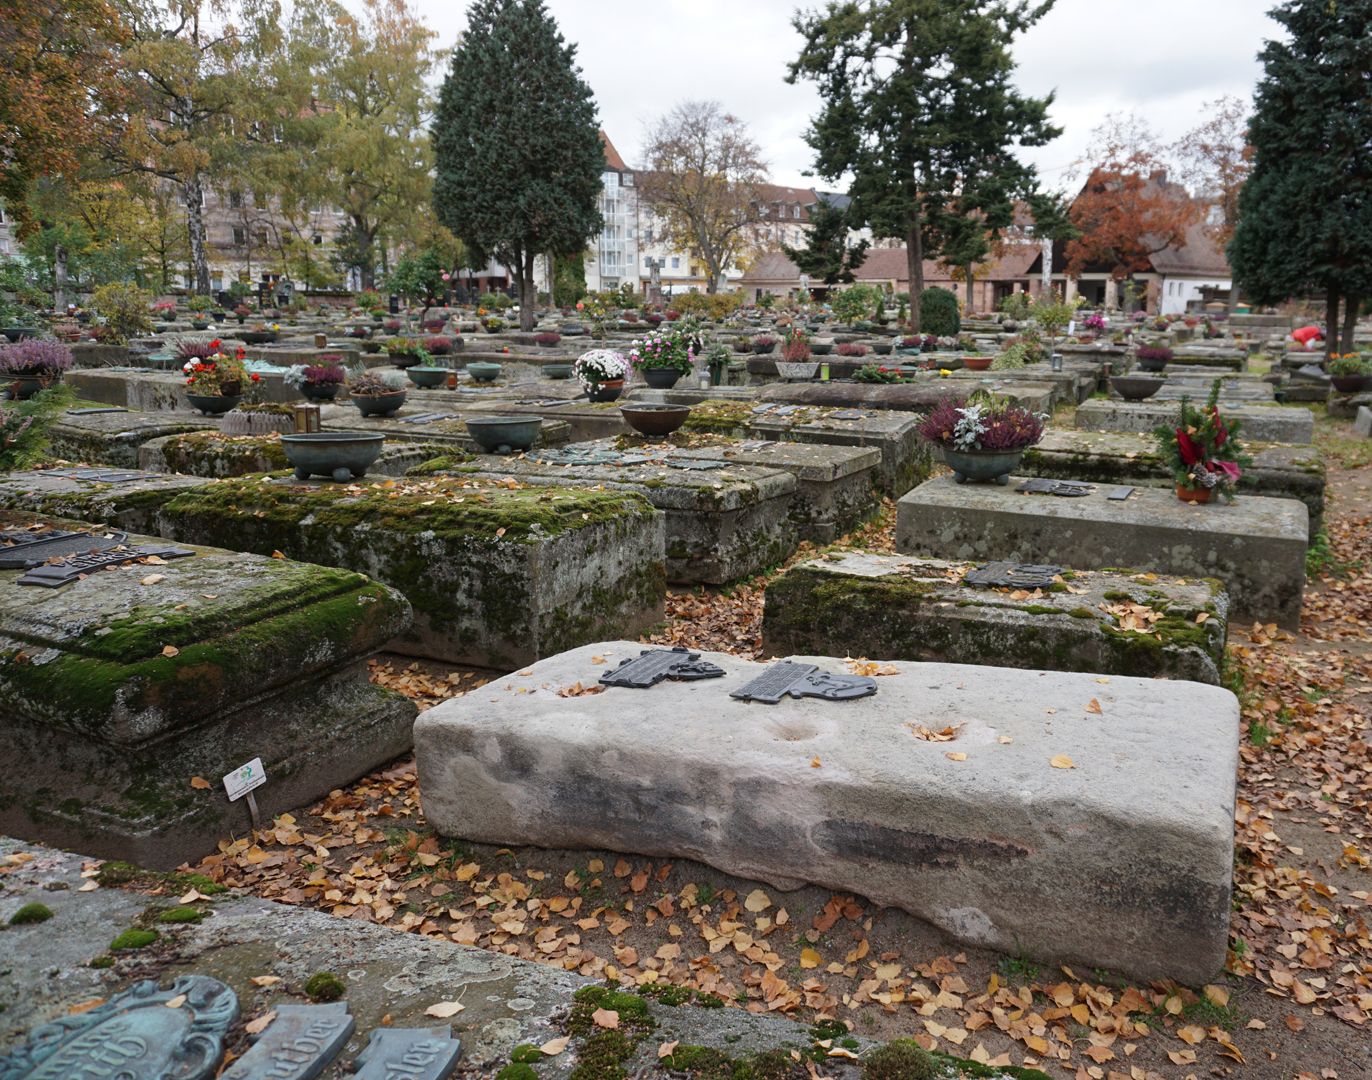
[1172,96,1251,252]
[1065,114,1201,280]
[0,0,127,225]
[638,102,769,294]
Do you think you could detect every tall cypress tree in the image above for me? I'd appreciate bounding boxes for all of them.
[788,0,1058,329]
[432,0,604,331]
[1229,0,1372,354]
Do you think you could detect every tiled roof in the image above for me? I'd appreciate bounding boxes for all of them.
[600,131,628,173]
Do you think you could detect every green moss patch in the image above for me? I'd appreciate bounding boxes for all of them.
[109,927,158,951]
[8,902,53,925]
[304,971,346,1002]
[155,905,205,924]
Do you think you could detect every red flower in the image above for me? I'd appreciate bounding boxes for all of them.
[250,373,261,382]
[235,347,246,360]
[209,339,221,350]
[1175,427,1202,467]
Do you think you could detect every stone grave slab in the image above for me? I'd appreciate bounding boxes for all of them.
[1355,405,1372,439]
[762,551,1228,683]
[352,1028,461,1080]
[0,510,416,868]
[445,448,796,585]
[684,402,931,496]
[150,476,665,668]
[319,405,571,452]
[1021,428,1327,538]
[895,475,1308,627]
[1328,390,1372,421]
[47,408,219,468]
[1075,397,1314,444]
[0,467,210,535]
[137,432,452,480]
[416,640,1239,985]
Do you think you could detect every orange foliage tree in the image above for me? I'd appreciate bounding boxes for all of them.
[1065,114,1200,280]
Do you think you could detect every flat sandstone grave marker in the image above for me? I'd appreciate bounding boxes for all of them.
[762,551,1229,683]
[895,475,1308,627]
[416,641,1240,985]
[1075,397,1314,444]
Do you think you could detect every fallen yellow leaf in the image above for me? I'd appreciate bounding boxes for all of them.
[1049,754,1076,769]
[245,1010,276,1034]
[744,889,772,913]
[424,1001,465,1018]
[658,1041,679,1059]
[539,1036,569,1055]
[189,776,210,790]
[591,1007,619,1029]
[799,948,821,969]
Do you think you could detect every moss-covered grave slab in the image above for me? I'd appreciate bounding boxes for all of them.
[425,449,798,585]
[319,404,571,451]
[417,641,1239,985]
[684,401,932,496]
[759,379,1056,415]
[1021,428,1327,538]
[0,468,211,535]
[896,475,1308,627]
[138,431,452,480]
[151,476,666,668]
[0,510,415,869]
[1075,397,1314,444]
[47,408,219,468]
[762,551,1228,683]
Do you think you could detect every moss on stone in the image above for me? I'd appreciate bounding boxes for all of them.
[682,401,755,435]
[495,1065,539,1080]
[8,902,53,925]
[861,1040,935,1080]
[405,452,476,476]
[109,927,158,951]
[303,971,346,1002]
[155,906,205,924]
[510,1044,544,1063]
[568,1030,634,1080]
[89,954,115,969]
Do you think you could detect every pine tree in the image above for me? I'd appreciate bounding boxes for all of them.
[432,0,604,331]
[1229,0,1372,353]
[788,0,1058,329]
[782,197,869,285]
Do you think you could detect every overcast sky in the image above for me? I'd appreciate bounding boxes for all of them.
[405,0,1281,194]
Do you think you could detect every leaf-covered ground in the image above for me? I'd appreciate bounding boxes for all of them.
[189,431,1370,1079]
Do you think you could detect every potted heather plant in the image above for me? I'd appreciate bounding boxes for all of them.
[0,339,73,399]
[385,336,427,369]
[627,329,692,389]
[535,331,562,347]
[1135,344,1174,373]
[776,329,818,380]
[348,369,408,417]
[918,394,1045,485]
[575,349,629,401]
[1152,381,1249,504]
[752,334,778,355]
[284,358,347,401]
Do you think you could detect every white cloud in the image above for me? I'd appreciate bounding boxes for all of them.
[400,0,1281,193]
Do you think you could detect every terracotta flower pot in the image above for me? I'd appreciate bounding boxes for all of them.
[1176,484,1212,505]
[587,379,624,402]
[963,356,993,371]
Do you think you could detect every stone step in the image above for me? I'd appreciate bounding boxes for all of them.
[416,641,1239,985]
[0,509,415,868]
[762,551,1228,683]
[895,474,1308,627]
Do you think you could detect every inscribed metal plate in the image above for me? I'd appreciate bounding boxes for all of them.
[730,661,877,704]
[600,647,727,688]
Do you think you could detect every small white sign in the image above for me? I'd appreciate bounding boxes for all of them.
[1068,320,1076,336]
[223,758,266,802]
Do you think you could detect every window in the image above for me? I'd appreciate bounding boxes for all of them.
[312,234,323,246]
[793,205,801,219]
[623,174,634,187]
[232,227,246,246]
[671,257,680,269]
[229,190,243,209]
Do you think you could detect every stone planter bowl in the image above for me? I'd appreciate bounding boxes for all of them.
[1,327,40,343]
[872,342,894,356]
[642,368,681,389]
[544,363,574,379]
[587,380,624,402]
[775,361,819,381]
[939,446,1025,485]
[3,371,62,400]
[407,365,450,388]
[300,381,341,402]
[352,390,407,418]
[1136,355,1169,373]
[1110,375,1165,401]
[467,362,502,383]
[282,432,385,482]
[1330,374,1372,394]
[186,393,242,416]
[466,416,541,455]
[239,331,277,345]
[620,403,691,438]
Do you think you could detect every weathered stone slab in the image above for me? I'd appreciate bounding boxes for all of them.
[1355,405,1372,438]
[895,475,1308,626]
[352,1028,461,1080]
[319,404,571,452]
[0,510,416,868]
[1021,428,1327,538]
[151,477,665,668]
[758,379,1056,414]
[1075,398,1314,444]
[48,408,218,468]
[219,1003,354,1080]
[416,641,1239,984]
[139,432,451,479]
[683,402,932,496]
[0,467,210,534]
[447,451,797,585]
[762,551,1228,683]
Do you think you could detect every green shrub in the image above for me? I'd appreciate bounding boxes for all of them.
[92,282,154,344]
[2,385,74,471]
[918,287,960,336]
[831,283,880,324]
